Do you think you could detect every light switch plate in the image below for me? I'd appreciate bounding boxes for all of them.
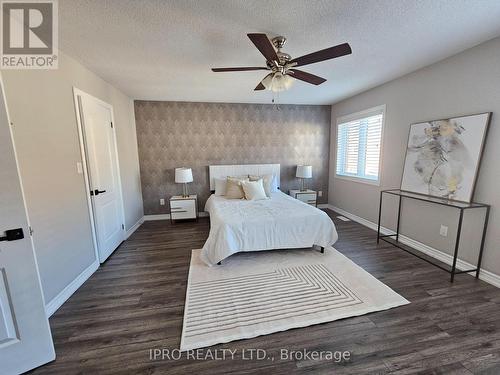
[159,198,165,206]
[440,225,448,237]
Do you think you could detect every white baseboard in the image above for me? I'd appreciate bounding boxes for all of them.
[144,212,209,221]
[45,259,99,317]
[45,217,144,317]
[125,217,144,239]
[144,213,170,221]
[328,204,500,288]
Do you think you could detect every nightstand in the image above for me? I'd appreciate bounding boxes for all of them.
[289,189,317,207]
[170,195,198,222]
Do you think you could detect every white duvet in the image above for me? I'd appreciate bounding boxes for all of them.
[201,191,338,266]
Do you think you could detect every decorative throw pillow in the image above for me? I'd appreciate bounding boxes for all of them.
[214,178,227,196]
[249,174,275,197]
[241,179,268,201]
[225,177,248,199]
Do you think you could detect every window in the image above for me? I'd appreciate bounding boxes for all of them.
[335,105,385,184]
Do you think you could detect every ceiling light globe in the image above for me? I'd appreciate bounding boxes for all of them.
[283,74,294,90]
[269,72,294,92]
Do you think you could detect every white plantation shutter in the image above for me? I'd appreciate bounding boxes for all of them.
[344,122,359,174]
[336,106,384,182]
[364,114,383,178]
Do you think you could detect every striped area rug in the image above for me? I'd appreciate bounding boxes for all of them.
[180,247,409,351]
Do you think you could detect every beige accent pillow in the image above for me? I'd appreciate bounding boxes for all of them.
[225,177,248,199]
[249,174,274,197]
[241,179,268,201]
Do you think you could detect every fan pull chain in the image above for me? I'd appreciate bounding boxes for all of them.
[272,91,281,110]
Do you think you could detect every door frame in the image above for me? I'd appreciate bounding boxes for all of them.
[72,88,126,263]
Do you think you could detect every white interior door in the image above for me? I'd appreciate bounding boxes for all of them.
[0,79,55,373]
[76,92,125,263]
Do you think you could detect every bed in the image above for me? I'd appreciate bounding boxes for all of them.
[200,164,338,266]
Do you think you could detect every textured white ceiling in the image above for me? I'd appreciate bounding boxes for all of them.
[59,0,500,105]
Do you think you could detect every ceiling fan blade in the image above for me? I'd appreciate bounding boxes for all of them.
[212,67,268,72]
[288,69,326,85]
[289,43,352,67]
[254,73,272,91]
[247,33,279,63]
[254,82,265,90]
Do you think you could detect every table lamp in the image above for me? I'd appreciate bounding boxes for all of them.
[296,165,312,191]
[175,167,193,197]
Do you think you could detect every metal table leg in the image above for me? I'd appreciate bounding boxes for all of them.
[450,209,464,282]
[476,206,490,279]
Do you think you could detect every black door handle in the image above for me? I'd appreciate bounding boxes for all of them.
[0,228,24,242]
[92,189,106,196]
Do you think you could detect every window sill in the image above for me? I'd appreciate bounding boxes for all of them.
[334,174,380,186]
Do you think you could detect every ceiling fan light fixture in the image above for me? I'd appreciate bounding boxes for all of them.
[263,72,295,92]
[211,33,351,94]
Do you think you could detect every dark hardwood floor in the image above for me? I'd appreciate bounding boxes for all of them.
[31,210,500,374]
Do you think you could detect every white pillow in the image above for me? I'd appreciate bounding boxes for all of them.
[214,178,227,196]
[248,174,268,196]
[249,174,278,196]
[241,179,268,201]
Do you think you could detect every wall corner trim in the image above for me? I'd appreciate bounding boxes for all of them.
[327,204,500,289]
[45,259,99,317]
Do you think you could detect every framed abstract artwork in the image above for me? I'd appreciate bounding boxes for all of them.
[400,112,491,202]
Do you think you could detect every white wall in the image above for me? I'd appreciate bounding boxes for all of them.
[329,37,500,277]
[1,51,143,308]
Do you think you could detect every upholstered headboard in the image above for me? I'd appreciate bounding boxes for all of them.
[209,164,280,190]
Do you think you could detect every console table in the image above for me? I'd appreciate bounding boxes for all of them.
[377,189,490,282]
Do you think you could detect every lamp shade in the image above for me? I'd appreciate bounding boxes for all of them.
[296,165,312,179]
[175,168,193,183]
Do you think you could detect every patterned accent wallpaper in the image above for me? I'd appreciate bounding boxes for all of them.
[134,101,331,214]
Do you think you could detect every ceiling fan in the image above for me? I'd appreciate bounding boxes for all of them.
[212,33,352,92]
